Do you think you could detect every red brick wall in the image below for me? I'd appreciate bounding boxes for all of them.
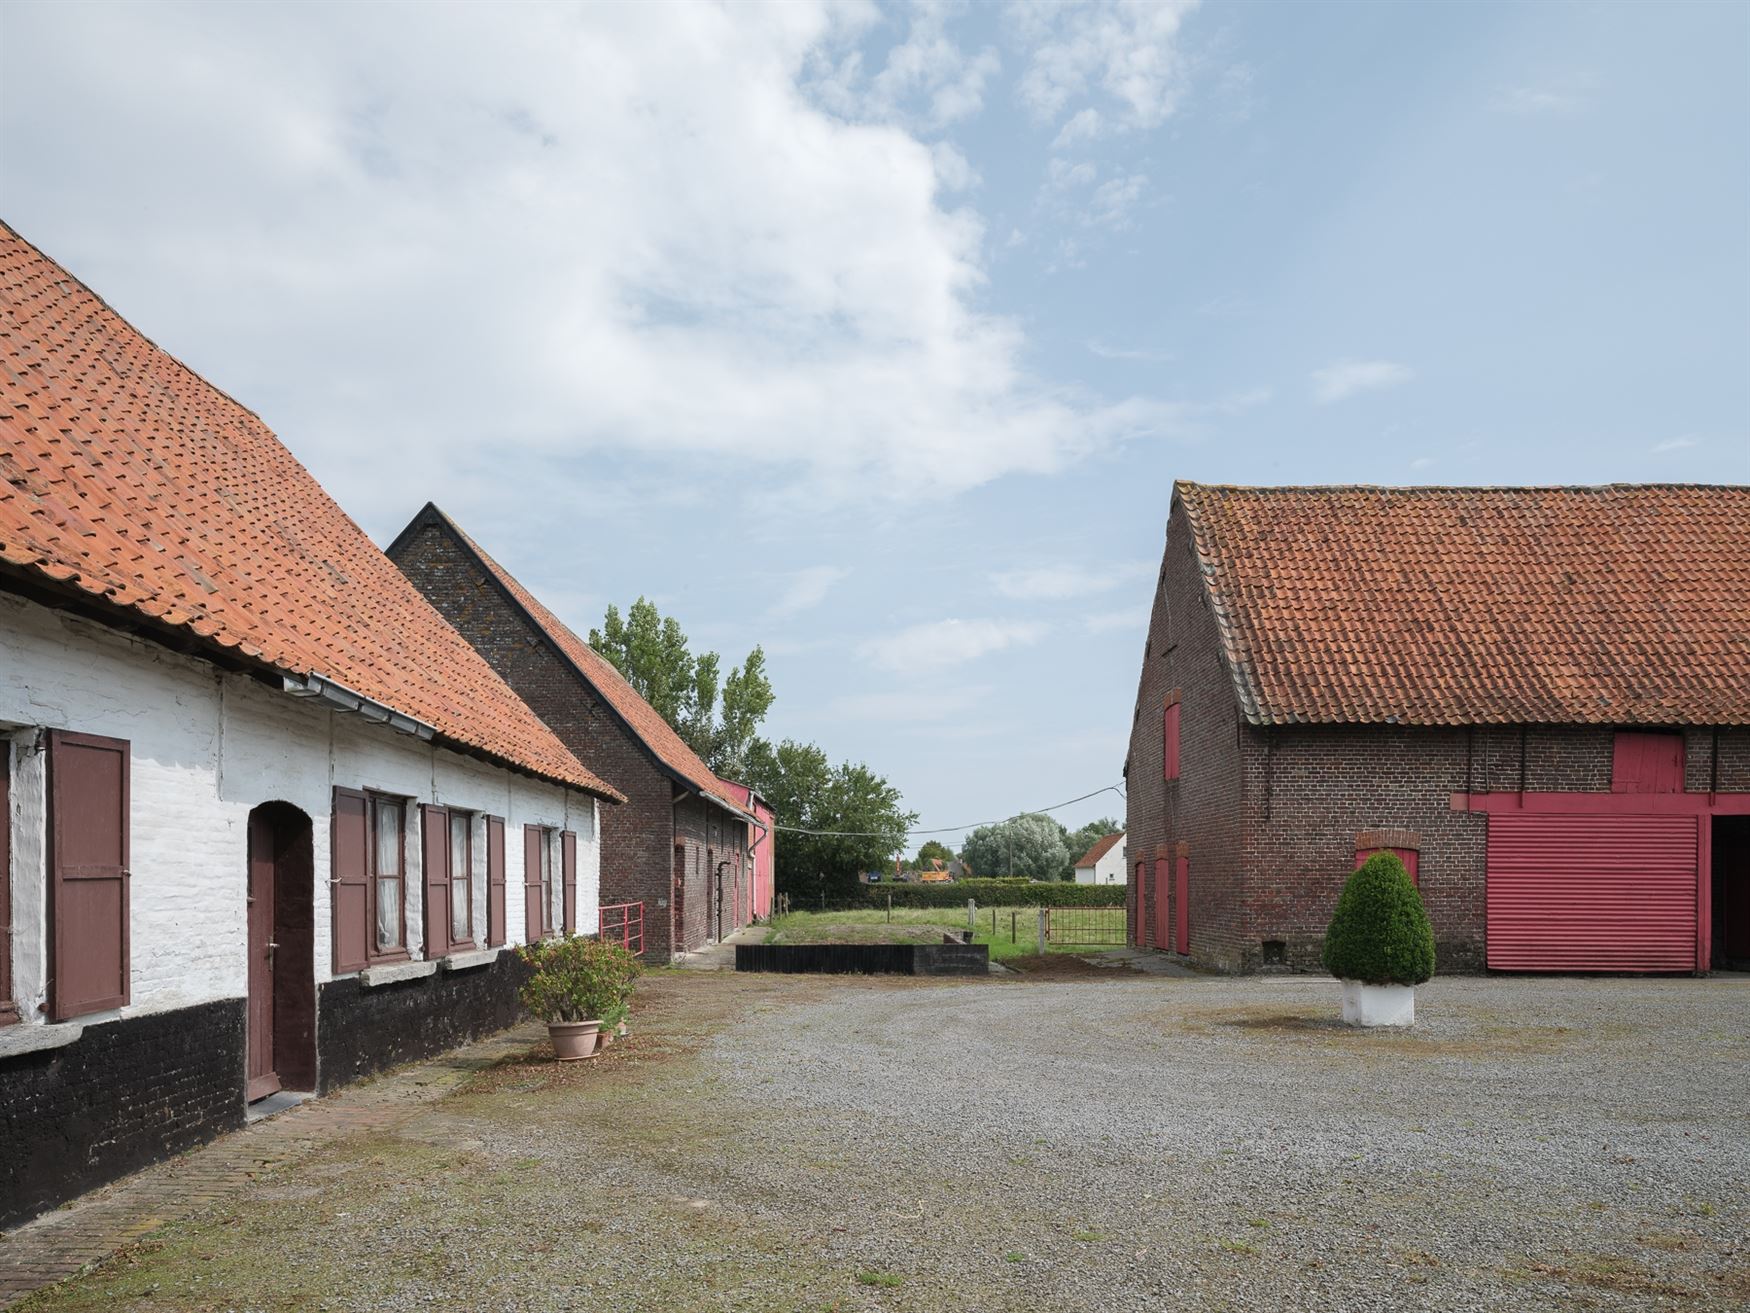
[1128,499,1750,974]
[390,520,749,960]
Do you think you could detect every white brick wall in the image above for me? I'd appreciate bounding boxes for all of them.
[0,590,601,1028]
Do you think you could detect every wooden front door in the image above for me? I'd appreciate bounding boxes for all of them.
[246,810,280,1101]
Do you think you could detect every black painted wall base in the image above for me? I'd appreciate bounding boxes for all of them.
[316,953,529,1093]
[0,999,246,1231]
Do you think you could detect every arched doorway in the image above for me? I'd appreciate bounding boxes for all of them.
[247,802,316,1101]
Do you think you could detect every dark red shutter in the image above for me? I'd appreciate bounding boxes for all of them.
[0,754,13,1023]
[561,830,578,935]
[486,815,506,947]
[331,788,369,973]
[1612,732,1684,794]
[47,731,130,1020]
[523,825,543,943]
[1129,861,1142,946]
[1163,703,1181,780]
[1152,858,1170,949]
[421,805,449,959]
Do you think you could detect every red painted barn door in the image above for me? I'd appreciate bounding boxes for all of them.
[1486,813,1698,971]
[1174,854,1189,955]
[246,810,279,1101]
[1152,858,1170,950]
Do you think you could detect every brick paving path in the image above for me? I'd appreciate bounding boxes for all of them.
[0,1023,543,1308]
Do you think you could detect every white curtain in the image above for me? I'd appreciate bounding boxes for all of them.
[374,799,403,950]
[449,812,471,942]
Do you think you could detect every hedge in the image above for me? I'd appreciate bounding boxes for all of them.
[1321,852,1436,985]
[855,879,1125,909]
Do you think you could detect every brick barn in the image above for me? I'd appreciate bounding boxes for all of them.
[1125,482,1750,974]
[0,224,623,1227]
[389,507,761,961]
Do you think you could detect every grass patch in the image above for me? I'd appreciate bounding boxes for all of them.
[764,907,1122,960]
[855,1271,902,1288]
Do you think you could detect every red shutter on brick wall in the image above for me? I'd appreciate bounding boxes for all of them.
[332,788,370,974]
[523,824,543,943]
[421,805,449,958]
[485,815,506,947]
[561,830,577,935]
[47,731,130,1020]
[1356,847,1420,886]
[1611,732,1684,794]
[1163,703,1181,781]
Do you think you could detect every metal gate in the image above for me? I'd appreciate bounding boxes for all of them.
[1045,906,1128,947]
[1486,813,1698,971]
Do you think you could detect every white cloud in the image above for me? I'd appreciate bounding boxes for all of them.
[807,0,1000,130]
[1085,606,1146,635]
[1650,436,1699,454]
[861,618,1047,673]
[1310,360,1414,405]
[1012,0,1200,130]
[769,565,849,618]
[1495,75,1596,117]
[0,0,1190,525]
[1086,172,1148,229]
[1087,338,1172,363]
[991,561,1151,600]
[1051,106,1104,149]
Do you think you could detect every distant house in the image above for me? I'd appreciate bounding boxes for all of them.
[389,506,759,960]
[0,224,622,1228]
[1073,832,1126,885]
[1126,481,1750,974]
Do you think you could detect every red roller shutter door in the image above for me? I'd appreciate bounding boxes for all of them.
[1486,813,1698,972]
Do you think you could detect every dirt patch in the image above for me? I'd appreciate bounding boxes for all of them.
[1001,954,1116,979]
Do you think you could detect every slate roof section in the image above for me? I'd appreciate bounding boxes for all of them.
[1175,481,1750,727]
[392,505,750,817]
[1074,831,1125,868]
[0,223,621,800]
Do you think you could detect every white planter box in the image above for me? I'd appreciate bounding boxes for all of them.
[1340,979,1415,1028]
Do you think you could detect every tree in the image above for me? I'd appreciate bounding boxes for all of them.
[959,813,1071,881]
[1062,817,1124,880]
[916,840,953,867]
[589,597,774,777]
[744,738,917,902]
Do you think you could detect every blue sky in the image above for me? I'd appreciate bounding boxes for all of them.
[3,1,1745,850]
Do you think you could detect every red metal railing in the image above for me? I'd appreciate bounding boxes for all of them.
[599,901,645,957]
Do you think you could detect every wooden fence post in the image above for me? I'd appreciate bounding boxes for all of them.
[967,899,977,934]
[1036,907,1048,955]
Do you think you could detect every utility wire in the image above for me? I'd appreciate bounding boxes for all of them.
[770,782,1127,839]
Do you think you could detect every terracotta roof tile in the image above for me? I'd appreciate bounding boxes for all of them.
[0,223,621,801]
[404,507,749,816]
[1176,482,1750,726]
[1074,831,1125,868]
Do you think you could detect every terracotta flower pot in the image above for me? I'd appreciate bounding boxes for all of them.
[548,1020,602,1061]
[598,1028,614,1049]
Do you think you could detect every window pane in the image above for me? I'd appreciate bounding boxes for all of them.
[376,876,401,950]
[374,799,402,876]
[449,813,470,879]
[451,870,470,942]
[541,830,556,932]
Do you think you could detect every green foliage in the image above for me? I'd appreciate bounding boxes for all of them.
[1321,853,1436,986]
[744,737,917,902]
[959,813,1073,881]
[916,839,954,866]
[861,879,1124,908]
[588,597,773,776]
[515,935,643,1023]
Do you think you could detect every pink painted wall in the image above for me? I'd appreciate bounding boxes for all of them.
[715,779,775,920]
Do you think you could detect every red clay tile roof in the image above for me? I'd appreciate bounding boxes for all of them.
[400,506,750,816]
[1074,831,1125,868]
[0,223,621,801]
[1176,482,1750,727]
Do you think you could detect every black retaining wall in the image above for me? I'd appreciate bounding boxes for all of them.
[316,952,529,1093]
[0,999,246,1230]
[736,942,989,976]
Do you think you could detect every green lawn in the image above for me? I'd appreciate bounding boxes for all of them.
[763,906,1126,961]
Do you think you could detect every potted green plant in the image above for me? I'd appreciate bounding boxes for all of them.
[516,935,642,1061]
[1322,852,1436,1027]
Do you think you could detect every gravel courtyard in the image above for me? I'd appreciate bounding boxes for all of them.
[19,964,1748,1312]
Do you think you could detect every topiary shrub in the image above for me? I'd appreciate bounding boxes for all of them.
[1321,853,1436,986]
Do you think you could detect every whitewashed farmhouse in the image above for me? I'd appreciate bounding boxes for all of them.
[0,224,623,1227]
